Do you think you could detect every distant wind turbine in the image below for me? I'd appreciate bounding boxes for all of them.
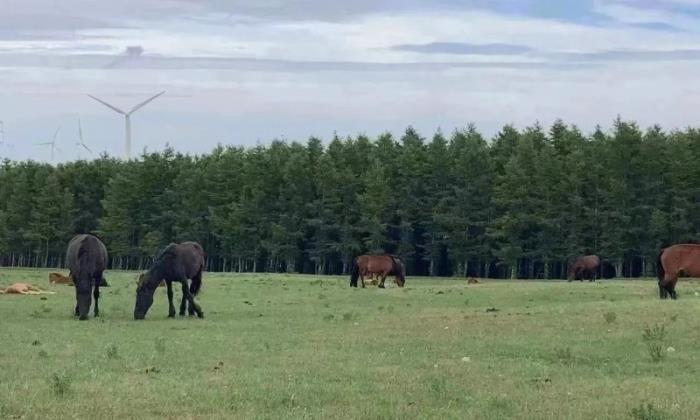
[0,120,12,156]
[87,91,165,160]
[76,118,92,159]
[36,127,61,161]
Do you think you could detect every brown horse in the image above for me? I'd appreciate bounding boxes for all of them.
[567,255,600,282]
[657,244,700,299]
[350,254,406,288]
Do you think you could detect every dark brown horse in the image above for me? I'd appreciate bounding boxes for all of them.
[66,234,108,320]
[350,254,406,288]
[567,255,600,282]
[134,241,205,320]
[657,244,700,299]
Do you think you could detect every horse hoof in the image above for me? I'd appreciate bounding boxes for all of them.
[168,313,175,318]
[197,313,204,319]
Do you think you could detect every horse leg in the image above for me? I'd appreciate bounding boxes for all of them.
[179,281,187,316]
[188,273,201,316]
[181,280,203,318]
[360,273,365,288]
[378,273,387,288]
[658,279,668,299]
[92,274,101,317]
[659,273,675,299]
[166,280,176,317]
[667,277,678,300]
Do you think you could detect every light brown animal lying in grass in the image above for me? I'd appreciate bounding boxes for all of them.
[364,277,379,286]
[49,272,109,287]
[49,272,73,285]
[467,277,480,284]
[1,283,55,295]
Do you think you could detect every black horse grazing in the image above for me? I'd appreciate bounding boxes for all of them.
[66,234,108,320]
[134,241,205,320]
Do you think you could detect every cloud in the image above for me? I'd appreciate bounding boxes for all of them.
[391,42,533,55]
[2,0,700,163]
[558,48,700,62]
[0,52,585,72]
[628,21,684,32]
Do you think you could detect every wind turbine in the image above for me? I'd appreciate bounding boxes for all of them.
[36,127,61,161]
[87,91,165,160]
[75,118,92,159]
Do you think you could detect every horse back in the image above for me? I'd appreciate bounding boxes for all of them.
[661,244,700,277]
[357,254,394,274]
[174,242,205,278]
[66,234,108,275]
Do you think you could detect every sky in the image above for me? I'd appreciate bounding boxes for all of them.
[1,0,700,161]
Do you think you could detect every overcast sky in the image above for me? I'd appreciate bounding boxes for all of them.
[1,0,700,161]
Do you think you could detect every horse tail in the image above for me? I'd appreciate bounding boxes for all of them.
[74,242,98,290]
[190,273,203,296]
[656,248,665,284]
[189,244,206,296]
[350,258,359,287]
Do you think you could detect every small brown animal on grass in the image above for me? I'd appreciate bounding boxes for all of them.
[467,278,480,284]
[1,283,55,295]
[49,272,73,286]
[50,272,109,287]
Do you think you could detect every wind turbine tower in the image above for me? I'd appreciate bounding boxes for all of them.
[87,91,165,159]
[76,118,92,159]
[36,127,61,161]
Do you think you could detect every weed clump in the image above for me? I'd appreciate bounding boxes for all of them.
[50,372,71,397]
[642,324,667,363]
[554,347,573,364]
[106,343,118,359]
[630,402,666,420]
[154,337,166,355]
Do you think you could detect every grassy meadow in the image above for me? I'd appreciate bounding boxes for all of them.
[1,269,700,419]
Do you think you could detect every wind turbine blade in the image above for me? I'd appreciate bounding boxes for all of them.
[52,127,60,141]
[87,95,126,115]
[35,142,52,146]
[81,143,93,154]
[78,118,84,142]
[129,91,165,114]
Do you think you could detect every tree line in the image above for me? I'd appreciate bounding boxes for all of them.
[0,118,697,279]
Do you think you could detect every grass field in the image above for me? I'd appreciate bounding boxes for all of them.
[1,269,700,419]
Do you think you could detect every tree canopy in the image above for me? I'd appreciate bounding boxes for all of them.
[0,119,695,278]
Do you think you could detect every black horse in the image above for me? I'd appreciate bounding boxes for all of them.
[134,241,205,320]
[66,234,108,320]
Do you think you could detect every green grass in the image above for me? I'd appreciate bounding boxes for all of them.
[1,269,700,419]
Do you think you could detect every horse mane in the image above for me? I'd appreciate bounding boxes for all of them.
[154,243,178,265]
